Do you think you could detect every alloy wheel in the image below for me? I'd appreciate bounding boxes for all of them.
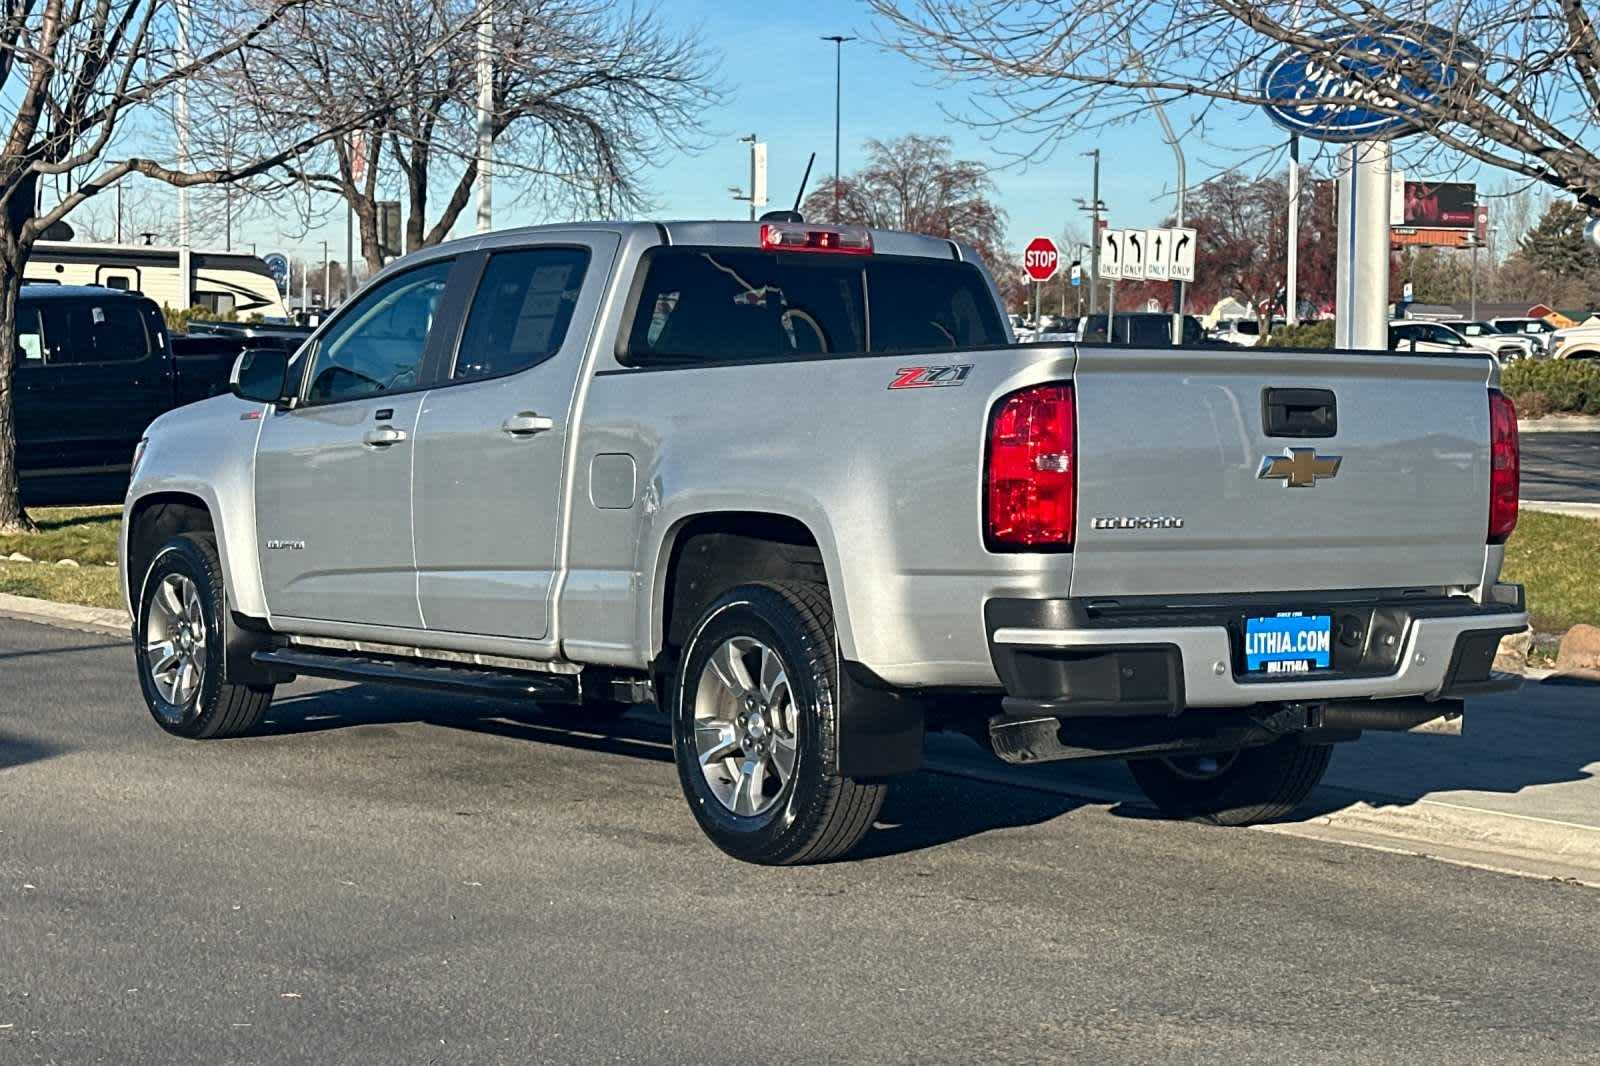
[692,636,799,816]
[143,573,207,721]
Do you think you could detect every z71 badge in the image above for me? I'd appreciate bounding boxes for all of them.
[888,364,973,390]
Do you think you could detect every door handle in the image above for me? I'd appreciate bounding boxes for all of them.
[363,426,408,447]
[502,412,554,436]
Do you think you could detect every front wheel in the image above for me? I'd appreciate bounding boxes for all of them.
[1127,738,1332,826]
[670,581,886,865]
[133,533,274,739]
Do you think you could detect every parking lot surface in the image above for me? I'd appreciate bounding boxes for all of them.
[4,617,1600,1065]
[1521,431,1600,504]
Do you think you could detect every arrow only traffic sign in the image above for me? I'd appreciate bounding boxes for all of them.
[1099,229,1124,280]
[1169,226,1196,282]
[1123,229,1147,280]
[1145,230,1170,281]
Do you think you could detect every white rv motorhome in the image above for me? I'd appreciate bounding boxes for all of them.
[24,241,290,319]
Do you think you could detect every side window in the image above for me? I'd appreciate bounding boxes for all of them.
[40,301,152,364]
[865,259,1006,353]
[453,248,590,381]
[1428,324,1465,346]
[304,260,452,404]
[14,307,43,363]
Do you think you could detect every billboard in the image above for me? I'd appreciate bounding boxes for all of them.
[1401,181,1476,228]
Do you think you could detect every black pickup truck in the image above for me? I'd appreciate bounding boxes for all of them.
[11,285,293,505]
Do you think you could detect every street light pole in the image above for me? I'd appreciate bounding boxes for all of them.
[821,35,855,223]
[1080,149,1102,316]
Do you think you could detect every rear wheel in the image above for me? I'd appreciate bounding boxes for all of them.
[670,581,885,865]
[1127,738,1332,826]
[134,533,274,739]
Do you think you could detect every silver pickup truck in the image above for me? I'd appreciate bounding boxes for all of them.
[120,220,1527,865]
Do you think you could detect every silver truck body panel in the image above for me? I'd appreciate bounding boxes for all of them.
[120,394,270,618]
[1069,346,1498,598]
[122,219,1524,708]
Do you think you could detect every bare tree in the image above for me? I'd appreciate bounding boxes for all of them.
[871,1,1600,207]
[0,0,474,533]
[210,0,719,275]
[801,135,1009,274]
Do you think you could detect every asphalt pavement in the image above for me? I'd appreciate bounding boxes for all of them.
[4,616,1600,1065]
[1520,431,1600,504]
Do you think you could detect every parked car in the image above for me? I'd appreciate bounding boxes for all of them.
[120,220,1526,865]
[1212,318,1265,347]
[1489,317,1557,354]
[1438,321,1535,361]
[1388,320,1502,358]
[1545,318,1600,360]
[184,319,313,350]
[1032,314,1076,342]
[1076,312,1207,346]
[11,285,245,505]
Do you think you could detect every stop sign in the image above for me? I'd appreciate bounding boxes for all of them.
[1023,236,1060,282]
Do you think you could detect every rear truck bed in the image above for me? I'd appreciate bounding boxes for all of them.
[976,345,1526,766]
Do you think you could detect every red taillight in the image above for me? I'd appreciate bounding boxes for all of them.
[759,222,872,254]
[986,384,1076,549]
[1488,389,1519,543]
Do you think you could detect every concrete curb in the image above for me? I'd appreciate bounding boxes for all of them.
[1265,791,1600,887]
[1523,500,1600,520]
[1519,415,1600,434]
[0,592,129,638]
[925,751,1600,889]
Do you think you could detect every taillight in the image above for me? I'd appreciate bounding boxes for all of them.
[986,384,1076,549]
[759,222,872,254]
[1488,389,1519,543]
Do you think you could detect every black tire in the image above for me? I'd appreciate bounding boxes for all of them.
[670,581,886,865]
[133,532,274,740]
[1127,739,1333,826]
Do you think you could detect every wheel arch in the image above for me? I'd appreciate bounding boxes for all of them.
[123,484,265,622]
[645,510,854,668]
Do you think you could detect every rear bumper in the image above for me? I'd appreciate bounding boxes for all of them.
[986,589,1527,718]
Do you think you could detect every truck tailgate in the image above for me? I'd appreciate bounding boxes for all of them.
[1069,347,1495,598]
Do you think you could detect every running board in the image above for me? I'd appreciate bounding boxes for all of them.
[251,646,582,703]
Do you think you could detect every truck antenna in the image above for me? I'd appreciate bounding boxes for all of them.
[792,152,816,214]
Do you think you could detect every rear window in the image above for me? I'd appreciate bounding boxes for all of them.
[621,248,1005,364]
[38,300,154,364]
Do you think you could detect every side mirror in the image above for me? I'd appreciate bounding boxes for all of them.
[230,347,291,406]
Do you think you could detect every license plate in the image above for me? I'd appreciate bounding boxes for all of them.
[1243,613,1332,675]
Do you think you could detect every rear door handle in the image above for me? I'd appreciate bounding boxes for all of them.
[363,426,408,447]
[502,412,554,436]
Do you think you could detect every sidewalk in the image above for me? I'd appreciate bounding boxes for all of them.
[925,679,1600,885]
[1520,414,1600,434]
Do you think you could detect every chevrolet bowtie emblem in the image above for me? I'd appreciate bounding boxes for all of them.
[1258,447,1342,488]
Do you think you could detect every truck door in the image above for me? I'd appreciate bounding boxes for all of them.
[411,235,618,642]
[253,258,457,630]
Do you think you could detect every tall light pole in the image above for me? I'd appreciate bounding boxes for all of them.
[821,35,854,223]
[1075,150,1103,316]
[476,0,494,232]
[175,0,192,308]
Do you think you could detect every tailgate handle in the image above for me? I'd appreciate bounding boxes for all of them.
[1263,388,1337,438]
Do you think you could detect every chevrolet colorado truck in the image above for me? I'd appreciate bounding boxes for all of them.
[119,220,1527,865]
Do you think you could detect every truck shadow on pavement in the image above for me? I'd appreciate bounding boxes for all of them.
[255,683,1089,858]
[0,730,66,772]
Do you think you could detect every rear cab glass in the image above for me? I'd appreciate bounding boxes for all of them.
[620,248,1005,364]
[37,298,158,365]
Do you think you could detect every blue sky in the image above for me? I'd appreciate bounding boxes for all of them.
[167,0,1524,267]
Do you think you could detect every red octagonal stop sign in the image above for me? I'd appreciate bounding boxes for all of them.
[1023,236,1060,282]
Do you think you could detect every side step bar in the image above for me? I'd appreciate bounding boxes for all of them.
[252,647,582,703]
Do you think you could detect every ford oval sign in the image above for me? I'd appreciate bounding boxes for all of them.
[1261,29,1466,142]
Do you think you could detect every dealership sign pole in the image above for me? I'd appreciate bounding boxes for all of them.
[1262,29,1470,349]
